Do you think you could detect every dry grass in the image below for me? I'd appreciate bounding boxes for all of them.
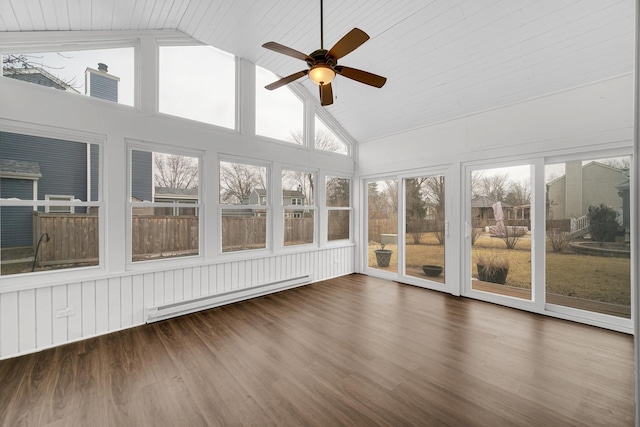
[368,231,630,306]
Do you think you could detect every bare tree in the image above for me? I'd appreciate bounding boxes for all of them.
[283,170,314,205]
[290,129,346,153]
[154,153,198,189]
[3,53,79,88]
[505,180,531,207]
[219,162,266,204]
[600,157,630,170]
[478,173,510,201]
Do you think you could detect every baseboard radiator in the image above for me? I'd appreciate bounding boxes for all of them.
[145,274,313,323]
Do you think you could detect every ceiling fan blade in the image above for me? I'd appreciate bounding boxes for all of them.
[335,66,387,88]
[265,70,309,90]
[319,83,333,106]
[327,28,370,60]
[262,42,310,61]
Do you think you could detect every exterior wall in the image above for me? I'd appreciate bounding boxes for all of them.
[88,71,118,102]
[131,150,153,201]
[581,163,626,213]
[547,163,626,220]
[0,179,33,247]
[547,177,566,220]
[0,132,89,201]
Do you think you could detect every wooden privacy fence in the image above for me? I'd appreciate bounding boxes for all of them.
[33,213,199,264]
[221,217,314,249]
[132,215,198,259]
[33,213,99,265]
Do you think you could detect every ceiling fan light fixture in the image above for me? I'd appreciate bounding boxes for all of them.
[309,65,335,85]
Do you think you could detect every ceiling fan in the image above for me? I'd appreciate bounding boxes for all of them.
[261,0,387,106]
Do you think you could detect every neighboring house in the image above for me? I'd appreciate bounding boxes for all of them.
[231,188,308,217]
[546,161,627,225]
[470,195,513,227]
[153,186,198,215]
[3,66,80,93]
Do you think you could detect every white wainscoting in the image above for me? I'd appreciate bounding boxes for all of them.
[0,246,354,359]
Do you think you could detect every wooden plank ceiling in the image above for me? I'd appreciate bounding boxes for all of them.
[0,0,635,143]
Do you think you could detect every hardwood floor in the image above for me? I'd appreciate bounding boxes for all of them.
[0,274,634,426]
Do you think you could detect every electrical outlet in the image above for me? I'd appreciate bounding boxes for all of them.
[55,307,75,318]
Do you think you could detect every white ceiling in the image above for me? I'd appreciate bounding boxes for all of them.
[0,0,635,143]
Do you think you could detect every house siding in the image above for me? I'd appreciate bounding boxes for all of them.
[90,144,99,202]
[0,179,33,248]
[89,72,118,102]
[0,132,93,247]
[131,150,152,201]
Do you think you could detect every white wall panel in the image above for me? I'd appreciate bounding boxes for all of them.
[0,246,354,359]
[95,279,109,334]
[35,287,52,349]
[81,281,96,337]
[67,283,82,341]
[51,285,67,345]
[0,291,19,357]
[18,289,36,353]
[121,276,133,328]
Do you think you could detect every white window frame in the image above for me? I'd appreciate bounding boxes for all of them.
[282,168,317,248]
[1,36,138,108]
[313,114,350,156]
[0,120,104,283]
[460,146,633,333]
[126,141,204,267]
[324,174,352,244]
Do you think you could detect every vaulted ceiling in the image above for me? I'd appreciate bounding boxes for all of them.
[0,0,635,143]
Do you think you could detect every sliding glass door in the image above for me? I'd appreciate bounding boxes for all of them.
[468,164,533,300]
[545,155,631,318]
[366,179,398,274]
[464,153,632,329]
[404,175,446,284]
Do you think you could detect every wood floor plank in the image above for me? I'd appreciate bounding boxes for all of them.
[0,274,634,426]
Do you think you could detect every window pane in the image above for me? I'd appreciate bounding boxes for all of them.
[282,170,314,205]
[367,180,397,271]
[328,210,350,241]
[219,161,267,205]
[315,116,348,155]
[283,170,315,246]
[326,176,350,207]
[405,176,445,283]
[159,46,235,128]
[1,207,99,275]
[1,131,100,275]
[222,212,267,252]
[130,149,200,262]
[256,66,303,143]
[470,165,532,299]
[285,210,314,245]
[3,48,134,106]
[1,132,99,203]
[132,210,198,261]
[545,156,630,318]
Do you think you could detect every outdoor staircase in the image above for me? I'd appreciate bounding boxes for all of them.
[568,214,590,239]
